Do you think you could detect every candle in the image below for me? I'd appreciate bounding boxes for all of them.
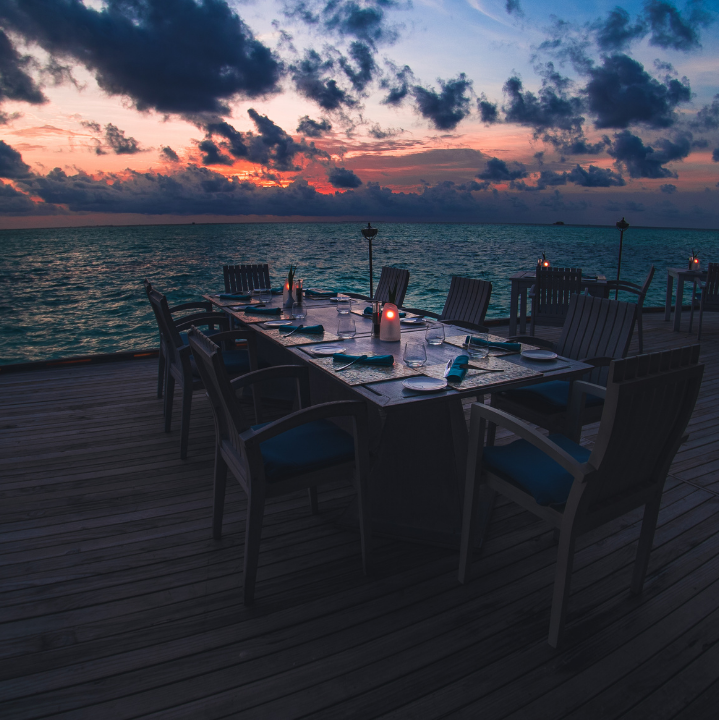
[379,302,401,341]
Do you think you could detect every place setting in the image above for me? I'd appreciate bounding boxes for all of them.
[445,332,537,356]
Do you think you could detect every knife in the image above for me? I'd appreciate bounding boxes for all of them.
[443,358,454,377]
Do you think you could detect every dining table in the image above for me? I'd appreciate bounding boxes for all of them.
[204,291,593,548]
[508,270,608,337]
[664,266,707,332]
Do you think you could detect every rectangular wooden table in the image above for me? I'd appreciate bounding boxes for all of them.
[207,294,592,546]
[664,267,707,332]
[508,270,608,336]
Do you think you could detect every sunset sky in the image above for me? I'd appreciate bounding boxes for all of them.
[0,0,718,228]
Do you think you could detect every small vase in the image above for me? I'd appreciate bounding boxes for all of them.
[282,282,294,307]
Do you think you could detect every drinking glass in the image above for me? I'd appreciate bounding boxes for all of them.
[337,315,356,338]
[467,343,489,360]
[337,296,352,314]
[403,341,427,368]
[425,322,445,346]
[251,288,264,304]
[259,287,272,302]
[292,301,306,320]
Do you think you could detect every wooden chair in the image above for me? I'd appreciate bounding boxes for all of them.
[144,280,216,398]
[696,263,719,342]
[147,287,257,459]
[492,293,636,440]
[605,265,655,353]
[459,345,703,647]
[187,327,371,604]
[346,266,410,306]
[530,266,583,335]
[223,263,271,293]
[403,276,492,332]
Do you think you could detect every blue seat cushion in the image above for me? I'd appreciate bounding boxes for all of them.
[251,419,355,481]
[500,380,603,413]
[483,433,592,506]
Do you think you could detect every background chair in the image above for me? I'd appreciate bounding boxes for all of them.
[223,263,271,293]
[144,279,215,399]
[402,276,492,332]
[148,287,257,459]
[188,328,371,604]
[492,293,636,440]
[459,345,703,647]
[346,266,410,307]
[696,262,719,341]
[530,266,583,335]
[605,265,655,353]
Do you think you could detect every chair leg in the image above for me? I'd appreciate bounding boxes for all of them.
[243,488,266,605]
[157,349,165,399]
[179,383,192,460]
[164,373,175,432]
[697,303,704,342]
[637,312,644,354]
[308,487,319,515]
[688,282,697,333]
[212,444,228,540]
[631,497,662,595]
[548,526,577,648]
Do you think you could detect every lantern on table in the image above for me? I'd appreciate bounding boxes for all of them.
[379,281,401,342]
[689,250,700,270]
[538,253,550,268]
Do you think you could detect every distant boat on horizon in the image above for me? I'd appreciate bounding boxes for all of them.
[553,221,565,225]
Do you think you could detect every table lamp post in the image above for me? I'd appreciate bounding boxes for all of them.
[361,223,379,299]
[615,217,629,300]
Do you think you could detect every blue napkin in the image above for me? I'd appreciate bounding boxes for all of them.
[446,354,469,383]
[220,292,252,301]
[271,287,283,295]
[465,335,521,351]
[332,353,394,366]
[363,306,406,317]
[279,324,324,334]
[244,306,281,315]
[305,289,336,298]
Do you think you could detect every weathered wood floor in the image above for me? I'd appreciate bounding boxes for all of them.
[1,312,718,719]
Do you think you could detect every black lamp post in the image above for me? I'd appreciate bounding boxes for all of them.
[361,222,378,298]
[615,217,629,300]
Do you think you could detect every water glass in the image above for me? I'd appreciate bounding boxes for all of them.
[292,301,306,320]
[337,315,356,338]
[337,296,352,314]
[251,288,264,304]
[425,322,445,346]
[467,343,489,360]
[403,341,427,368]
[258,286,272,302]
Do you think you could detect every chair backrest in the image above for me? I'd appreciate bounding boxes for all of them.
[582,345,703,509]
[605,265,655,306]
[147,285,186,367]
[374,266,410,306]
[704,263,719,304]
[438,276,492,328]
[556,293,637,385]
[533,266,583,326]
[638,264,655,300]
[223,264,271,293]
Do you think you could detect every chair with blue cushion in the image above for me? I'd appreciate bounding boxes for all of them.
[459,345,703,647]
[188,327,371,604]
[148,286,257,459]
[492,293,637,441]
[529,266,583,335]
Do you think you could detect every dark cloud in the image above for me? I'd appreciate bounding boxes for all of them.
[660,183,677,193]
[80,120,102,134]
[585,54,691,129]
[477,157,528,183]
[692,95,719,131]
[160,146,179,162]
[505,0,524,18]
[0,0,281,115]
[0,28,46,106]
[297,116,332,137]
[327,166,362,188]
[0,140,31,178]
[291,50,356,110]
[713,148,719,162]
[380,63,413,106]
[567,163,626,187]
[367,123,401,139]
[204,120,248,158]
[198,139,233,166]
[104,123,143,155]
[478,94,499,124]
[412,74,472,131]
[554,136,609,155]
[608,130,691,178]
[644,0,711,51]
[0,179,62,215]
[592,7,647,51]
[339,41,376,92]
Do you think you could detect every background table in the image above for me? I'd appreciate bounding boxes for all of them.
[664,267,707,332]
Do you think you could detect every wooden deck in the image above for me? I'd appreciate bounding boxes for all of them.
[1,312,718,719]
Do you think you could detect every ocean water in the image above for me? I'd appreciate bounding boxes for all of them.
[1,222,717,365]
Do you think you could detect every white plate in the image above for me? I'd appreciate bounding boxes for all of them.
[400,317,426,324]
[521,349,558,361]
[263,320,293,327]
[310,345,346,356]
[402,377,448,392]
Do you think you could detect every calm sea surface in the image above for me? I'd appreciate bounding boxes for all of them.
[1,222,717,365]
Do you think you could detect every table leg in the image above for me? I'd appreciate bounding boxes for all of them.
[519,287,527,335]
[665,274,673,322]
[673,277,684,332]
[509,282,519,337]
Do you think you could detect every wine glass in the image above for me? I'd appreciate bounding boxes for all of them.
[337,296,352,314]
[403,341,427,367]
[425,322,445,346]
[337,315,356,338]
[292,301,306,320]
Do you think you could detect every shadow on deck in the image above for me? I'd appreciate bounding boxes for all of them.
[1,312,718,719]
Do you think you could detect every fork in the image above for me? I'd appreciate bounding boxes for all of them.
[283,324,304,337]
[335,356,365,371]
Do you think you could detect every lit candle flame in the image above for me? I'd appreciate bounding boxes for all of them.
[386,310,395,319]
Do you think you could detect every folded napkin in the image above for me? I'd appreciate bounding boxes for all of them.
[219,292,252,301]
[244,306,281,315]
[332,353,394,366]
[465,335,521,351]
[446,354,469,383]
[305,289,336,298]
[363,306,406,317]
[278,324,324,334]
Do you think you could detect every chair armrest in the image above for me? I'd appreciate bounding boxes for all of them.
[579,356,613,367]
[509,335,556,350]
[241,400,366,446]
[175,313,229,331]
[470,403,591,480]
[402,306,440,318]
[229,364,305,391]
[528,284,536,298]
[170,301,213,313]
[441,319,489,333]
[205,329,254,345]
[570,380,606,401]
[343,292,372,302]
